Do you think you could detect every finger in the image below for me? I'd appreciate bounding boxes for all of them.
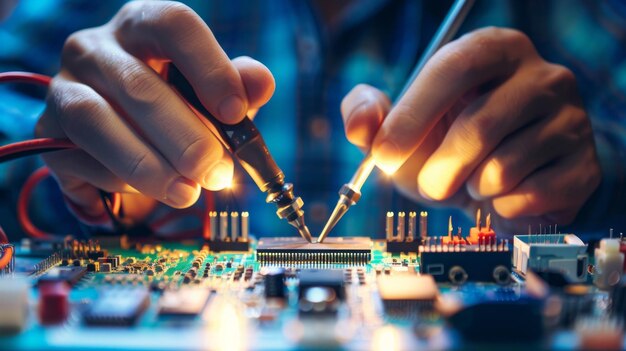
[109,1,249,123]
[62,39,234,191]
[341,84,391,149]
[371,27,537,174]
[417,64,568,200]
[48,77,200,208]
[466,104,586,199]
[492,148,600,222]
[231,56,275,112]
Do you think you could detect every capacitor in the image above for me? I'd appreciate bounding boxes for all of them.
[38,281,70,325]
[264,267,286,298]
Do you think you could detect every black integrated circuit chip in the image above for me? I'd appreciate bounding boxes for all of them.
[256,237,371,264]
[299,269,345,300]
[83,288,150,326]
[38,266,87,286]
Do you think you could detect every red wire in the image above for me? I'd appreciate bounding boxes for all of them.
[0,138,76,161]
[17,167,55,240]
[0,246,13,270]
[0,71,52,86]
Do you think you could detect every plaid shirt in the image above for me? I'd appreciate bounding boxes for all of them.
[1,0,625,239]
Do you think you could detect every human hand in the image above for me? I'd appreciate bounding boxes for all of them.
[36,1,275,219]
[341,27,600,233]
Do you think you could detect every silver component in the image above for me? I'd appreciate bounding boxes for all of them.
[209,211,218,241]
[419,211,428,239]
[407,211,416,242]
[396,212,406,242]
[385,212,394,241]
[241,212,249,241]
[448,265,468,285]
[219,211,228,241]
[230,212,239,241]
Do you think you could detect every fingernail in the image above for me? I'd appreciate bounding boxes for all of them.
[204,161,232,190]
[372,140,402,175]
[166,177,198,207]
[218,95,246,121]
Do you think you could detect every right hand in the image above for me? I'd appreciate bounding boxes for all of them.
[36,1,275,219]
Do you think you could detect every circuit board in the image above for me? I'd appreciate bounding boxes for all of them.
[0,211,625,350]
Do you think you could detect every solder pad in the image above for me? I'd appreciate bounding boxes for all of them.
[256,237,372,264]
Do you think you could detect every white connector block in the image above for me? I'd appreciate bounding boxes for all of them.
[594,238,625,290]
[0,277,28,332]
[513,234,588,282]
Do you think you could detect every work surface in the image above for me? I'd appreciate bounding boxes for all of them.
[0,232,624,350]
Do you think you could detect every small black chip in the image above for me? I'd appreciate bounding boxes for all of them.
[38,266,87,286]
[299,269,345,300]
[83,288,150,326]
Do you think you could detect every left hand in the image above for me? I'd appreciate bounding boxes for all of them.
[341,27,601,234]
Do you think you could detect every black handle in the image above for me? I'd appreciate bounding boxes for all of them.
[166,64,284,192]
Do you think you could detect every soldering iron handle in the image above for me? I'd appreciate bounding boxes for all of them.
[166,64,284,192]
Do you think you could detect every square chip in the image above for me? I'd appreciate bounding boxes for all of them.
[256,237,371,264]
[377,274,438,316]
[83,288,150,326]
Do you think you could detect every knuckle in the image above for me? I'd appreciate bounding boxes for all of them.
[62,29,98,65]
[117,61,162,102]
[124,152,151,184]
[541,63,577,91]
[55,90,105,136]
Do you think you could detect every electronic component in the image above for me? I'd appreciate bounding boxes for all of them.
[263,267,286,299]
[38,281,70,325]
[299,286,340,316]
[593,237,624,290]
[385,212,420,254]
[158,287,211,316]
[83,288,149,326]
[206,211,250,252]
[513,234,588,282]
[0,244,15,276]
[420,243,511,285]
[299,269,345,301]
[377,274,438,316]
[446,295,544,343]
[257,237,371,264]
[0,277,28,332]
[38,266,87,286]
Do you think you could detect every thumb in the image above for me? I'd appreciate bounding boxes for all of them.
[341,84,391,150]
